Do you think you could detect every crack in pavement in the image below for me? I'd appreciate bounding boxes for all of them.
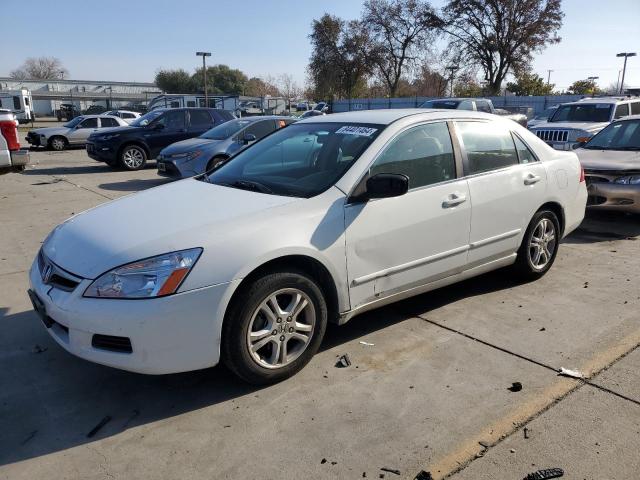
[52,176,115,201]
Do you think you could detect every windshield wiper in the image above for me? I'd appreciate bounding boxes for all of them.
[617,146,640,151]
[215,180,273,194]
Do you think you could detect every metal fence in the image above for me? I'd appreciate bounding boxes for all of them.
[332,94,584,116]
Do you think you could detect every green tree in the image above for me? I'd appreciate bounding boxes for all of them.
[453,72,483,97]
[308,14,374,99]
[155,69,197,93]
[506,72,555,96]
[436,0,564,95]
[192,64,248,95]
[567,79,601,95]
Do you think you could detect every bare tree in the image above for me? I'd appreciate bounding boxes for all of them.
[436,0,564,95]
[363,0,439,97]
[277,73,302,110]
[10,57,69,80]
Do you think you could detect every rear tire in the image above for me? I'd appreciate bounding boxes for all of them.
[119,144,147,171]
[513,210,560,280]
[49,136,67,151]
[221,270,327,385]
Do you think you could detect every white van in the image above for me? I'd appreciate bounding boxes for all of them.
[0,89,34,124]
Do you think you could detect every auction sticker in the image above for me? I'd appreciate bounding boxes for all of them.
[336,126,378,136]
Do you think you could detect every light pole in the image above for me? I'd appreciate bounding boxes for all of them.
[104,86,113,110]
[547,69,553,85]
[616,52,636,94]
[587,76,599,95]
[446,65,459,97]
[196,51,212,106]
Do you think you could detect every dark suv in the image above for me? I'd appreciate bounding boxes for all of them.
[85,108,235,170]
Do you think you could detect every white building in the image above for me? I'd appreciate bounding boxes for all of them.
[0,78,161,116]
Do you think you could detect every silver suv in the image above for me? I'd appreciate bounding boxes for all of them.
[530,96,640,150]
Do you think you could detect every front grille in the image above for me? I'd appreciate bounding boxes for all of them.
[534,129,569,142]
[38,250,81,292]
[92,334,133,353]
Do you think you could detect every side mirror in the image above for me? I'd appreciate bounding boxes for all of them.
[243,133,256,145]
[355,173,409,201]
[152,123,165,131]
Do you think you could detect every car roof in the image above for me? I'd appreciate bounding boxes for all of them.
[233,115,295,122]
[570,97,634,105]
[297,108,495,125]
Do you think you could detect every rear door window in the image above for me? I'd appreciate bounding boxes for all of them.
[456,121,519,175]
[78,118,98,128]
[13,96,21,110]
[631,102,640,115]
[155,110,186,130]
[614,103,630,119]
[189,109,214,130]
[100,117,120,128]
[512,134,537,164]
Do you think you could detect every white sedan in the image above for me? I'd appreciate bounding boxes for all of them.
[28,109,587,383]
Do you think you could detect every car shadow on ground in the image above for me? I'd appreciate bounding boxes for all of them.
[98,177,172,191]
[564,210,640,244]
[22,164,111,176]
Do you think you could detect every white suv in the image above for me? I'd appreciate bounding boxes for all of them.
[0,109,30,172]
[530,96,640,150]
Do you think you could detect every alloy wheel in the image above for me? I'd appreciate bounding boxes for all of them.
[246,288,316,369]
[122,148,144,169]
[51,138,65,150]
[528,217,556,270]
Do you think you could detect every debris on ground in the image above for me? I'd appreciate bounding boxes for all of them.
[478,440,490,448]
[380,467,401,475]
[359,341,375,346]
[522,467,564,480]
[508,382,523,392]
[510,448,516,453]
[524,427,530,439]
[539,327,546,332]
[321,458,327,464]
[20,430,37,445]
[122,409,140,429]
[558,367,585,379]
[31,344,47,354]
[31,178,62,186]
[414,471,433,480]
[335,353,352,368]
[87,415,112,438]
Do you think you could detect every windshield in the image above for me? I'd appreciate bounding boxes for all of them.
[130,110,164,127]
[205,122,384,198]
[201,119,252,140]
[534,107,556,120]
[63,116,84,128]
[584,119,640,150]
[421,100,460,109]
[550,104,612,123]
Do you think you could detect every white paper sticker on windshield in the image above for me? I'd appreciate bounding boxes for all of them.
[336,126,378,137]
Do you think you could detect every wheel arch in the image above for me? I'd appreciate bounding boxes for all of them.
[538,201,565,237]
[206,153,230,171]
[48,135,68,147]
[224,254,342,326]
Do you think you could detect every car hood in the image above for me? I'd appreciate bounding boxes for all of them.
[31,126,70,136]
[43,178,300,279]
[576,148,640,172]
[160,137,221,156]
[531,121,608,133]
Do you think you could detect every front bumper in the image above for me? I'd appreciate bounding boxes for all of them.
[587,181,640,213]
[156,155,202,179]
[25,132,43,147]
[28,257,240,374]
[86,141,117,163]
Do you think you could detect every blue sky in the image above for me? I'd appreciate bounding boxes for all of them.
[3,0,639,91]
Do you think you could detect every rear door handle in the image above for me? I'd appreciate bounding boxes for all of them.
[442,192,467,208]
[524,173,542,185]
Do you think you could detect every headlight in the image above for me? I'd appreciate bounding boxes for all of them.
[614,175,640,185]
[98,133,120,141]
[170,150,202,161]
[84,248,202,299]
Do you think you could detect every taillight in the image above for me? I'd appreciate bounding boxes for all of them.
[579,164,585,183]
[0,120,20,151]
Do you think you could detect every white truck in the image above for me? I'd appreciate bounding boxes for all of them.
[529,96,640,150]
[0,89,34,124]
[0,110,30,172]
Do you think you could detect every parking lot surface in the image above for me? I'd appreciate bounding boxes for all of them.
[1,149,639,480]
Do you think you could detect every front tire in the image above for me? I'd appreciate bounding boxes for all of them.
[206,155,227,172]
[513,210,560,279]
[222,270,328,384]
[49,136,67,151]
[119,145,147,170]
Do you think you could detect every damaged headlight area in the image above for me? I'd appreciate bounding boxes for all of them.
[84,248,202,299]
[613,175,640,185]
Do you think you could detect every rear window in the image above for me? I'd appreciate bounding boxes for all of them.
[421,100,460,109]
[13,96,20,110]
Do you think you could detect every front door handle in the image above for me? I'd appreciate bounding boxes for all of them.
[524,173,542,185]
[442,192,467,208]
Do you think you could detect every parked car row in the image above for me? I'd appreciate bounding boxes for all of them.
[26,115,130,151]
